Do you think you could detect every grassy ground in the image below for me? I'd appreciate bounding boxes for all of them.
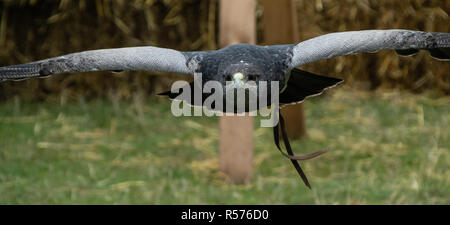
[0,89,448,204]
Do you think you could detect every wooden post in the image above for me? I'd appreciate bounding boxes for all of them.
[218,0,255,184]
[261,0,307,139]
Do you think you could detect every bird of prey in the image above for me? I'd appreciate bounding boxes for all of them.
[1,29,449,188]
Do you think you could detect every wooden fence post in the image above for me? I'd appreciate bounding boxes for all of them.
[218,0,256,184]
[261,0,307,139]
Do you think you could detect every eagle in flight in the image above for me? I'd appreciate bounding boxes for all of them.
[1,29,449,188]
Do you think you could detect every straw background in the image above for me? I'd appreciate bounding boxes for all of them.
[0,0,449,101]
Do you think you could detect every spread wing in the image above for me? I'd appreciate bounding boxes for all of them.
[0,46,196,82]
[289,29,450,68]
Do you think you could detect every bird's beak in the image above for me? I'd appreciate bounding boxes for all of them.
[233,72,245,88]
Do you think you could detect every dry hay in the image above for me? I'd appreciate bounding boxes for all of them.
[288,0,450,94]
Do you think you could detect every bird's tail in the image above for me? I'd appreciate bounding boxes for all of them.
[158,82,208,106]
[280,68,343,106]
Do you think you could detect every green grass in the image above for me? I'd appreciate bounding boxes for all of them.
[0,89,448,204]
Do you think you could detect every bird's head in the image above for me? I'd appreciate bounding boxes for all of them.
[194,44,288,92]
[184,44,289,112]
[221,62,262,90]
[213,57,283,112]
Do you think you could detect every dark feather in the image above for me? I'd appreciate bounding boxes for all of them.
[427,48,450,60]
[158,82,215,108]
[280,68,343,105]
[395,49,419,57]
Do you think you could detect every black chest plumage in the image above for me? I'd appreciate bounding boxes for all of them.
[185,44,293,85]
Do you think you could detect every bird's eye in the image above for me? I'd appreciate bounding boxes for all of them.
[248,74,258,81]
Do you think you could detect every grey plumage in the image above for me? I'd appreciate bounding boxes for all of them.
[1,29,448,86]
[290,29,450,68]
[0,46,192,81]
[0,29,449,105]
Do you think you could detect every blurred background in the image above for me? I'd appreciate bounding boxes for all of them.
[0,0,448,204]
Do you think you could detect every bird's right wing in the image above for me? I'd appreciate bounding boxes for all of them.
[0,46,196,82]
[289,29,450,68]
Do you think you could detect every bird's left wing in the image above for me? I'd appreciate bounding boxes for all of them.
[289,29,450,68]
[0,46,196,82]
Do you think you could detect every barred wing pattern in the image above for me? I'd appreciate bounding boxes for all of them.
[0,46,193,82]
[290,29,450,68]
